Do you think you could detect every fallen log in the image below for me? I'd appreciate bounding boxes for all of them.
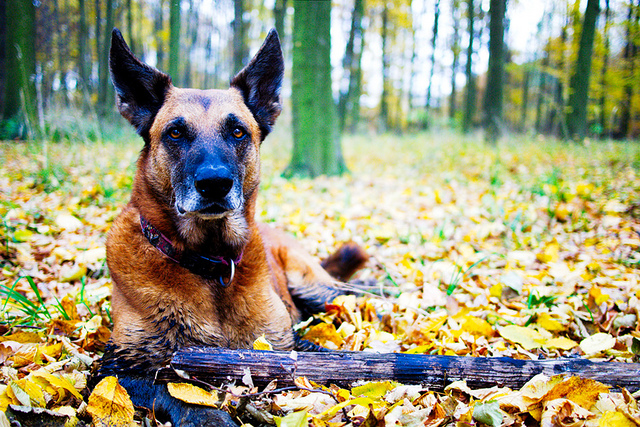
[156,347,640,392]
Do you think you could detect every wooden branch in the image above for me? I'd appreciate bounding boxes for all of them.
[156,347,640,392]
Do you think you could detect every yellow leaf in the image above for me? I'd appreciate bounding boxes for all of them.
[302,323,344,347]
[599,411,636,427]
[87,376,134,427]
[253,334,273,351]
[0,385,13,412]
[489,283,503,298]
[13,229,33,242]
[10,343,41,367]
[12,379,46,407]
[31,371,83,400]
[60,295,79,320]
[499,325,544,350]
[589,286,610,305]
[544,337,577,350]
[536,312,565,332]
[453,315,494,338]
[274,411,308,427]
[537,241,559,263]
[351,381,395,399]
[59,264,87,283]
[316,396,375,420]
[543,376,609,409]
[0,332,42,344]
[167,383,218,407]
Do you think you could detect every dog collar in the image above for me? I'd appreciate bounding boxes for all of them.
[139,215,242,287]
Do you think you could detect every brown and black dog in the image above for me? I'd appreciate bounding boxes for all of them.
[96,29,367,426]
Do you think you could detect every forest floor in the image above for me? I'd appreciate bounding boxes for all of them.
[0,130,639,426]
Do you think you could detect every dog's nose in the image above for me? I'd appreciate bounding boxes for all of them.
[194,167,234,200]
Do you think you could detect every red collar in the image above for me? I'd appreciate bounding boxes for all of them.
[140,215,242,287]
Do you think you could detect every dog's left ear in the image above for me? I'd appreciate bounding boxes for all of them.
[110,28,172,139]
[231,29,284,141]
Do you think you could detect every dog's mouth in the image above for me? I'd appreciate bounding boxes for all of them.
[176,202,231,219]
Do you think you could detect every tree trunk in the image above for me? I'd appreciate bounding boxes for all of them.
[484,0,506,143]
[598,0,610,139]
[155,0,165,71]
[380,7,391,131]
[425,0,440,114]
[160,347,640,392]
[168,0,181,83]
[348,23,366,133]
[97,0,115,115]
[56,0,68,106]
[0,0,7,119]
[78,0,89,99]
[273,0,287,46]
[284,0,346,178]
[520,68,530,132]
[462,0,475,133]
[3,0,38,137]
[127,0,135,53]
[338,0,364,133]
[618,1,635,139]
[95,0,102,98]
[566,0,600,141]
[535,52,548,134]
[232,0,248,72]
[449,0,461,120]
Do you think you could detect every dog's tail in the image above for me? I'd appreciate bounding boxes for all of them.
[321,242,368,282]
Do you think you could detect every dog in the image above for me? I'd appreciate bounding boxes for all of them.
[96,28,368,426]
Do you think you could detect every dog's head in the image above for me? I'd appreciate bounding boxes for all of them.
[109,28,283,244]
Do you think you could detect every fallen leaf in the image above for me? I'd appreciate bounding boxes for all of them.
[86,376,134,427]
[580,333,616,355]
[167,382,218,407]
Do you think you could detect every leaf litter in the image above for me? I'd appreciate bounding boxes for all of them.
[0,133,639,426]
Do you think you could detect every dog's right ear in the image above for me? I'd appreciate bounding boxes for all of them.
[110,28,172,138]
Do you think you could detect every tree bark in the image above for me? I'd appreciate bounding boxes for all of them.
[273,0,287,48]
[449,0,461,120]
[127,0,135,53]
[3,0,38,137]
[155,0,165,71]
[520,68,530,132]
[337,0,364,133]
[78,0,89,99]
[232,0,248,72]
[598,0,610,139]
[380,6,391,131]
[483,0,506,143]
[462,0,475,133]
[618,0,636,139]
[168,0,181,83]
[425,0,440,114]
[0,0,7,119]
[284,0,346,178]
[566,0,600,141]
[159,348,640,392]
[97,0,115,115]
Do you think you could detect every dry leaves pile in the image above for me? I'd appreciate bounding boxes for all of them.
[0,132,639,426]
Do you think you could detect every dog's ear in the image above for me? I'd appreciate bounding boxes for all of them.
[110,28,172,138]
[231,29,284,140]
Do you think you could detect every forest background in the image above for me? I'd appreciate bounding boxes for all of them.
[2,0,639,148]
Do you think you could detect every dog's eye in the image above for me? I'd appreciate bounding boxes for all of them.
[232,127,245,139]
[168,128,182,139]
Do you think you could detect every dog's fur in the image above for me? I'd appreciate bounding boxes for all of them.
[96,29,367,426]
